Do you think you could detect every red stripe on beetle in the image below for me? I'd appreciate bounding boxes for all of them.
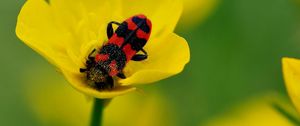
[122,44,136,62]
[136,29,149,40]
[108,34,124,47]
[95,54,109,62]
[126,19,138,30]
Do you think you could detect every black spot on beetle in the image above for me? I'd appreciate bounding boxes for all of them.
[132,16,150,33]
[128,36,147,51]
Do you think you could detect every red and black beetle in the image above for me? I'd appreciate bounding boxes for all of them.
[80,14,152,89]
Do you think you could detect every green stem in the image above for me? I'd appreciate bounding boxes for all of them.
[90,98,104,126]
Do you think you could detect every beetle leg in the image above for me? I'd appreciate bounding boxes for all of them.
[141,49,147,55]
[131,54,147,61]
[85,49,96,67]
[131,49,148,61]
[117,72,126,79]
[88,49,96,58]
[107,21,121,39]
[80,68,87,73]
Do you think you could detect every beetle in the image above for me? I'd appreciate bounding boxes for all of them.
[80,14,152,89]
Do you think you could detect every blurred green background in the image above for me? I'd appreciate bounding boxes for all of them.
[1,0,300,125]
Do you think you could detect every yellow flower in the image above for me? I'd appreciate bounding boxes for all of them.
[24,65,175,126]
[282,57,300,114]
[16,0,190,98]
[202,94,296,126]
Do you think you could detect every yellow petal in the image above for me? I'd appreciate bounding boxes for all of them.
[16,0,121,72]
[16,0,78,72]
[49,0,116,45]
[47,0,118,68]
[61,69,136,99]
[282,57,300,114]
[120,33,190,85]
[120,0,182,38]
